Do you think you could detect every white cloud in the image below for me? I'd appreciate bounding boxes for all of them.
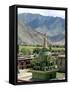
[18,8,65,19]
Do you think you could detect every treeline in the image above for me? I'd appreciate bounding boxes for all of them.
[18,44,65,48]
[19,44,42,47]
[49,45,65,48]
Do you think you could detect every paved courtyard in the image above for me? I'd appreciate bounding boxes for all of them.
[17,69,65,82]
[18,69,32,82]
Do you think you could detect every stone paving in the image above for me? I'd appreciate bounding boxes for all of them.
[17,69,65,82]
[56,72,65,80]
[18,69,32,81]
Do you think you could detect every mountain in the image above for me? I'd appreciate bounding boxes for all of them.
[18,13,65,45]
[18,21,44,45]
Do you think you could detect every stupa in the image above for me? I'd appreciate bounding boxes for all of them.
[31,33,58,81]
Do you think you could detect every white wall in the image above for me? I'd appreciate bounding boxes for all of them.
[0,0,69,89]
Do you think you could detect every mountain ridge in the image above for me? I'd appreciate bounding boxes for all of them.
[18,13,65,45]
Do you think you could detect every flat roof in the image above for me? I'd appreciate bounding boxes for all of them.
[58,55,65,58]
[18,56,32,61]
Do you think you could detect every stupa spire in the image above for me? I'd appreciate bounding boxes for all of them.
[43,33,48,48]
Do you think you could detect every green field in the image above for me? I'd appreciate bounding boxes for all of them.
[19,45,65,52]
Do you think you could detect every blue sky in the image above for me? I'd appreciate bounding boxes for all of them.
[18,8,65,19]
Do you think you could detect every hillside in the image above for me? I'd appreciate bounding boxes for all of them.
[18,13,65,45]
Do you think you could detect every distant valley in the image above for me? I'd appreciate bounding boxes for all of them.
[18,13,65,45]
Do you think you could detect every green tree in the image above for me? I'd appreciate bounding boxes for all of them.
[21,48,32,55]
